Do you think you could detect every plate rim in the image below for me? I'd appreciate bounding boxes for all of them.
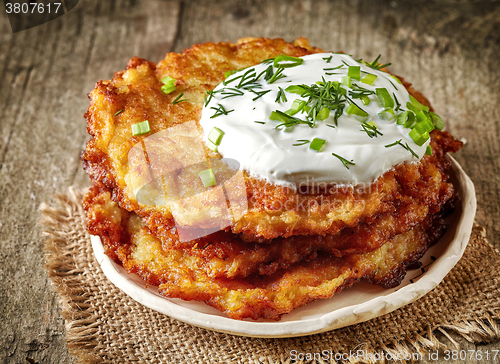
[90,156,476,338]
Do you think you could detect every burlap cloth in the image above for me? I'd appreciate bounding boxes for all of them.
[40,188,500,363]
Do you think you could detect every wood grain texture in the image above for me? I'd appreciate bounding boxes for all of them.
[0,0,498,363]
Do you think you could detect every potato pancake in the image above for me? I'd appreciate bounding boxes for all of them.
[84,181,444,320]
[82,37,462,320]
[82,37,461,243]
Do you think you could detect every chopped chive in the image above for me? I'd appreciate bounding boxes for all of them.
[254,121,265,124]
[316,107,330,121]
[348,66,361,81]
[407,95,430,114]
[267,67,286,83]
[409,128,430,146]
[361,74,377,85]
[132,120,150,136]
[415,111,435,132]
[269,110,314,129]
[210,104,234,118]
[161,84,176,94]
[348,84,375,99]
[204,90,215,107]
[207,140,218,152]
[322,55,333,63]
[375,88,394,108]
[172,93,187,105]
[208,127,224,145]
[224,70,237,78]
[224,68,243,79]
[273,55,304,68]
[323,64,343,71]
[387,78,399,90]
[285,99,307,115]
[251,89,271,101]
[396,110,416,128]
[221,87,244,99]
[384,139,403,148]
[114,109,123,116]
[309,138,326,152]
[331,152,355,169]
[378,107,396,121]
[360,121,382,138]
[393,93,401,111]
[390,75,403,85]
[345,102,369,121]
[429,112,445,130]
[285,85,307,95]
[292,139,310,146]
[275,87,287,103]
[160,76,176,94]
[199,169,216,187]
[385,139,420,158]
[160,76,175,84]
[404,142,419,158]
[341,76,352,87]
[364,55,391,71]
[426,145,433,155]
[360,96,371,105]
[326,124,336,128]
[237,68,258,88]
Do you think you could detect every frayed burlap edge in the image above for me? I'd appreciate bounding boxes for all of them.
[41,188,102,363]
[40,187,500,364]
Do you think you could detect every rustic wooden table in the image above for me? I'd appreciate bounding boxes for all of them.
[1,0,499,363]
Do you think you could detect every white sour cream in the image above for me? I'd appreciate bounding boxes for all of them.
[199,53,429,186]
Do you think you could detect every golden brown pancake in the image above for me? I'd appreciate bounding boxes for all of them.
[82,37,461,244]
[84,182,445,320]
[82,37,462,320]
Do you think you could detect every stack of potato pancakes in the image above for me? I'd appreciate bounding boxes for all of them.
[82,37,462,320]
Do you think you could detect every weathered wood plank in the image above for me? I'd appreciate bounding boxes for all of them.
[0,0,498,363]
[0,1,180,363]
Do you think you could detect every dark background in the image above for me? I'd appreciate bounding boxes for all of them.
[0,0,499,362]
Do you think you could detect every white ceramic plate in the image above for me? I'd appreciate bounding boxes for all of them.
[91,157,476,338]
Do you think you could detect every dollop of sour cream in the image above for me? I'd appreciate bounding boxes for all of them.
[199,53,429,186]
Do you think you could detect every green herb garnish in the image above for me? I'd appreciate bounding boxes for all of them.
[269,110,314,129]
[221,87,244,99]
[160,76,176,94]
[309,138,326,152]
[364,55,391,71]
[275,87,287,103]
[292,139,310,146]
[361,74,377,85]
[273,55,304,68]
[385,139,419,158]
[360,121,382,138]
[251,89,271,101]
[210,104,234,118]
[172,93,187,105]
[208,127,224,145]
[267,67,286,84]
[322,55,333,63]
[132,120,150,136]
[393,93,401,111]
[199,168,216,187]
[331,152,355,169]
